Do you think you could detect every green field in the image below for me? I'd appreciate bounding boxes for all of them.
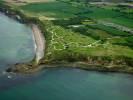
[20,1,133,27]
[20,1,83,18]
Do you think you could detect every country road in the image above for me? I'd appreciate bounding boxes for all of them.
[32,24,45,63]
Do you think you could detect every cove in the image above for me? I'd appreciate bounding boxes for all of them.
[0,13,35,70]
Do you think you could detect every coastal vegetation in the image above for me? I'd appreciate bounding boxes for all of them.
[0,0,133,73]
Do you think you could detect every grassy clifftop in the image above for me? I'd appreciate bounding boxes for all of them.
[18,1,133,66]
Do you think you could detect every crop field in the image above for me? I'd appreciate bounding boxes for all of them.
[19,1,133,27]
[20,1,85,18]
[5,0,55,3]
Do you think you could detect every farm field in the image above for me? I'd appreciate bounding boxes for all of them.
[19,1,133,27]
[5,0,55,3]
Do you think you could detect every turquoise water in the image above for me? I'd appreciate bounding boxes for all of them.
[0,12,133,100]
[0,68,133,100]
[0,13,35,68]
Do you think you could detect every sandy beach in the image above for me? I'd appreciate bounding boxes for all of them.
[32,24,45,63]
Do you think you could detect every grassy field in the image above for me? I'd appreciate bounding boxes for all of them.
[20,1,85,18]
[19,1,133,27]
[5,0,56,4]
[2,0,133,66]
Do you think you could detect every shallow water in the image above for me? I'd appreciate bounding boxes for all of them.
[0,68,133,100]
[0,13,133,100]
[0,13,35,70]
[0,12,35,83]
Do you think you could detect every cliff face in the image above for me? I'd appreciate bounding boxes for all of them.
[86,56,133,67]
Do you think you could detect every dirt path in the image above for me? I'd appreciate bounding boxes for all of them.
[32,24,45,64]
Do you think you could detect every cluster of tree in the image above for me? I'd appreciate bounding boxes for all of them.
[112,36,133,49]
[125,36,133,48]
[52,16,89,27]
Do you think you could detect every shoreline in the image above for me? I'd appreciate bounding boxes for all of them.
[0,4,133,75]
[6,61,133,75]
[31,24,45,64]
[0,5,46,63]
